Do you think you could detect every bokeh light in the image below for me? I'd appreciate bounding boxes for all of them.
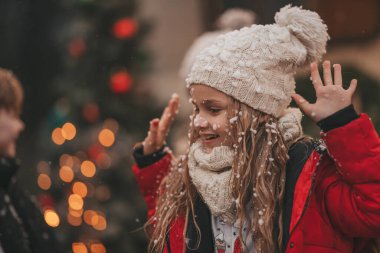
[98,129,115,147]
[37,161,51,174]
[67,213,83,226]
[51,128,65,145]
[110,71,132,94]
[90,243,106,253]
[60,154,74,167]
[112,18,138,39]
[44,209,60,227]
[84,210,97,225]
[59,166,74,183]
[62,122,77,140]
[69,207,83,218]
[68,194,84,210]
[81,160,96,177]
[93,214,107,231]
[72,181,88,198]
[96,153,112,169]
[37,174,51,190]
[103,118,119,133]
[72,243,88,253]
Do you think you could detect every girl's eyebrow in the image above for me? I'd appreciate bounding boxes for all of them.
[192,99,225,106]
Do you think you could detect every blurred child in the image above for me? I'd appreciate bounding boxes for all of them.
[0,68,61,253]
[132,6,380,253]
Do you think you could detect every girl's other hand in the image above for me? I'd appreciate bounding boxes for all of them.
[292,60,357,122]
[143,94,180,155]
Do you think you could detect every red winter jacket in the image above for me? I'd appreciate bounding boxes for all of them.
[132,114,380,253]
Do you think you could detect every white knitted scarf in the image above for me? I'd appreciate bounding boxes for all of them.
[188,141,236,224]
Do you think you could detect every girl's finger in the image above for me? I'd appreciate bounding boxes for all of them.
[143,119,159,155]
[291,93,312,115]
[347,79,358,96]
[159,95,179,138]
[333,64,343,86]
[322,60,333,86]
[310,62,323,90]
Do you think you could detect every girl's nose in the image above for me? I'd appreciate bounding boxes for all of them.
[193,114,209,128]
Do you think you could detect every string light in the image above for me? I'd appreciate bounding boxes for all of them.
[81,160,96,177]
[62,122,77,140]
[51,128,65,145]
[59,166,74,183]
[60,154,74,167]
[37,174,52,190]
[44,209,60,227]
[68,194,84,210]
[112,18,138,39]
[110,71,133,94]
[98,129,115,147]
[72,243,88,253]
[67,213,83,226]
[83,210,97,225]
[37,161,51,174]
[72,181,88,198]
[90,243,106,253]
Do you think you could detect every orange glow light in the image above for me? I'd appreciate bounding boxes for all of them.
[44,209,60,227]
[93,214,107,231]
[72,181,88,198]
[37,174,51,190]
[72,242,88,253]
[83,210,97,225]
[68,194,84,210]
[37,161,51,174]
[62,122,77,140]
[80,160,96,177]
[59,166,74,183]
[103,118,119,133]
[69,207,83,218]
[96,153,112,169]
[51,128,65,145]
[98,129,115,147]
[60,154,74,167]
[67,213,83,226]
[90,243,106,253]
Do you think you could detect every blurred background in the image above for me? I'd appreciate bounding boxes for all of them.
[0,0,379,252]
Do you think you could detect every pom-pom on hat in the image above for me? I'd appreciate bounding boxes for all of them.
[186,5,329,118]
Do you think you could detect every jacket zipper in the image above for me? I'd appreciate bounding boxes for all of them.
[286,156,321,250]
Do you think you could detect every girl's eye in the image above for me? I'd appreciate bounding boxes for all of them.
[209,108,221,113]
[194,107,199,113]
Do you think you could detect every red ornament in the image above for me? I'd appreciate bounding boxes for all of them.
[68,38,86,58]
[113,18,138,39]
[88,144,104,161]
[37,194,55,209]
[110,71,133,94]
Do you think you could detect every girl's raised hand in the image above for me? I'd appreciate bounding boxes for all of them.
[143,94,180,155]
[292,61,358,122]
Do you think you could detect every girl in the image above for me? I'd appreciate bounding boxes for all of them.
[132,5,380,253]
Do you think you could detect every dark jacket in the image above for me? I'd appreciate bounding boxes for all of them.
[0,157,61,253]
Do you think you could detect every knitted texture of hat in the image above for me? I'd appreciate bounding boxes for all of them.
[179,8,257,79]
[186,5,329,117]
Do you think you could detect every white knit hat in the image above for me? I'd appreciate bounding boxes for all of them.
[186,5,329,118]
[179,8,257,79]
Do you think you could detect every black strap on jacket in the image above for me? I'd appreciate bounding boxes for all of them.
[186,194,214,253]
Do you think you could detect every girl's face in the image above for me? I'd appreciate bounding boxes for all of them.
[190,84,233,152]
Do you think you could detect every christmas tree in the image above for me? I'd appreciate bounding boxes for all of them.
[34,1,158,252]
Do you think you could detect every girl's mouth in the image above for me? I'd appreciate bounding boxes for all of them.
[205,134,219,140]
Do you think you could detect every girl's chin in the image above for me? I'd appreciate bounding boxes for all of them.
[201,138,223,152]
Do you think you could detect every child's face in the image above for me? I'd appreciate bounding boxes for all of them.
[190,84,233,152]
[0,109,24,157]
